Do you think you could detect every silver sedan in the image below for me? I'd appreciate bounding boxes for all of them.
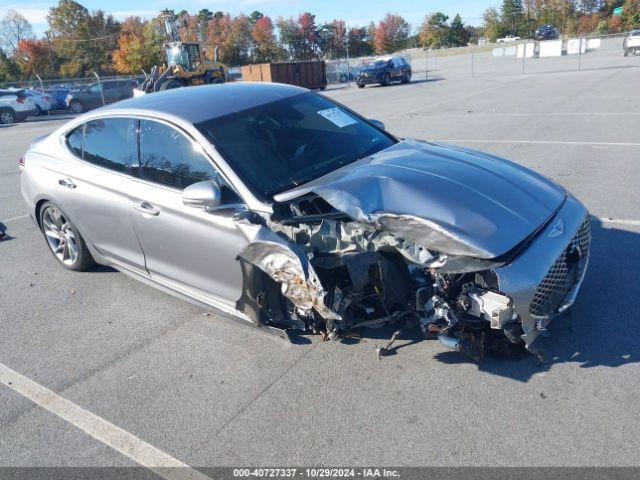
[20,83,589,361]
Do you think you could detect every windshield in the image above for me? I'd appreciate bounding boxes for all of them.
[365,60,387,68]
[196,92,396,201]
[166,45,189,67]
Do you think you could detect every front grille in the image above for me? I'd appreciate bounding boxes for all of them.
[529,216,591,317]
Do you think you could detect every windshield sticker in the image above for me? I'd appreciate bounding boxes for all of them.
[317,107,357,128]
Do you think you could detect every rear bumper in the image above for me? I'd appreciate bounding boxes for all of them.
[493,194,590,351]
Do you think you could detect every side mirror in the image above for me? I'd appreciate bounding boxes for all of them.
[183,180,221,210]
[369,119,385,130]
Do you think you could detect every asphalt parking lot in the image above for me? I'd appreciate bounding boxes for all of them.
[1,63,640,472]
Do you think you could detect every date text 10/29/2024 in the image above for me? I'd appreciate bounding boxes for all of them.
[233,468,400,478]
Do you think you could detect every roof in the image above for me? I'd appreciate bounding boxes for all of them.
[106,82,308,124]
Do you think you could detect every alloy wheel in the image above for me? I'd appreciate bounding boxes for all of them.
[0,110,14,124]
[42,206,79,266]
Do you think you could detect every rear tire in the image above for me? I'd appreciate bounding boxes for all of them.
[382,73,391,86]
[159,79,183,91]
[39,202,95,271]
[0,108,15,124]
[70,101,84,114]
[35,105,42,116]
[357,82,365,88]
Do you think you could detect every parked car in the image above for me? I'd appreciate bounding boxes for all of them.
[65,79,136,113]
[0,89,36,124]
[356,56,411,88]
[534,25,560,41]
[497,35,521,43]
[26,90,54,115]
[45,87,71,110]
[623,29,640,56]
[20,83,590,361]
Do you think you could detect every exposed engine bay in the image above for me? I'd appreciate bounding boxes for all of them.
[232,140,590,363]
[235,192,570,362]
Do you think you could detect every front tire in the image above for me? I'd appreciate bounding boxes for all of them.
[402,71,412,83]
[382,72,391,86]
[159,79,183,91]
[0,108,15,124]
[39,202,95,271]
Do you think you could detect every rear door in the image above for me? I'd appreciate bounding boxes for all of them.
[128,118,247,305]
[101,81,121,104]
[54,118,146,273]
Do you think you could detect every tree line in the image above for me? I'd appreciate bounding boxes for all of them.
[1,0,639,82]
[483,0,640,42]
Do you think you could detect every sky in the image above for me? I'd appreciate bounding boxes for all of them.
[0,0,490,35]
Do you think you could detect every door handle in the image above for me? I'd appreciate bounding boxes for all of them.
[133,201,160,216]
[58,178,76,189]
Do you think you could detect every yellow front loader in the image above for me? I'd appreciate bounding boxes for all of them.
[135,11,227,95]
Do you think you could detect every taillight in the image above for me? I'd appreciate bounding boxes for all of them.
[17,97,25,104]
[18,156,25,172]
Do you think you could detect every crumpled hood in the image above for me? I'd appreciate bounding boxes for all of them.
[275,139,566,259]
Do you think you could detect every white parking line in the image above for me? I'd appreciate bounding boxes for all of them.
[0,364,211,480]
[431,139,640,147]
[383,82,510,120]
[598,217,640,227]
[2,214,29,223]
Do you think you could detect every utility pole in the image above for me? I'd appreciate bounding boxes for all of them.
[44,31,55,74]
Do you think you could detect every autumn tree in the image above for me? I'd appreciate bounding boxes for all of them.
[297,13,319,60]
[622,0,640,29]
[276,16,300,60]
[482,7,506,41]
[0,9,34,54]
[47,0,120,76]
[252,16,279,62]
[112,17,163,74]
[14,38,54,77]
[347,26,374,57]
[373,13,410,54]
[418,12,449,47]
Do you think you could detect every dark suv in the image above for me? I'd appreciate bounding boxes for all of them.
[534,25,559,41]
[65,80,135,113]
[356,56,411,88]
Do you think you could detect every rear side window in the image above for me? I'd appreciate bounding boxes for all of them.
[81,118,137,173]
[66,126,83,158]
[139,119,216,189]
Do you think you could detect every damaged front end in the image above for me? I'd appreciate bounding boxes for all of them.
[234,141,590,361]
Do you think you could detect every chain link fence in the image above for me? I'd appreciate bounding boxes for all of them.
[2,31,636,93]
[0,74,140,92]
[321,31,637,86]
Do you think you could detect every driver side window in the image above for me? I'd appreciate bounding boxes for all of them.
[138,119,239,206]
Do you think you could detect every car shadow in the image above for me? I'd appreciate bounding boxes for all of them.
[366,78,445,88]
[336,218,640,382]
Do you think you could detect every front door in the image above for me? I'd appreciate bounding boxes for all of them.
[128,118,247,305]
